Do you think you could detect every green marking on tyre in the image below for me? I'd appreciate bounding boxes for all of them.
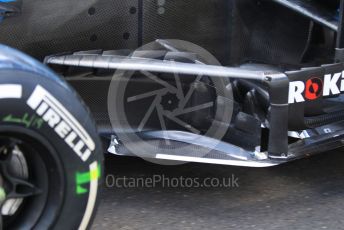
[3,113,44,129]
[0,187,6,203]
[76,163,101,195]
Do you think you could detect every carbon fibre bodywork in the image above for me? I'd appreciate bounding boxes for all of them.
[1,0,344,167]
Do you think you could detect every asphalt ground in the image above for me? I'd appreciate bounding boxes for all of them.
[92,150,344,230]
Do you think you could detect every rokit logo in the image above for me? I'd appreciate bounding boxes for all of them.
[289,72,344,104]
[27,85,95,161]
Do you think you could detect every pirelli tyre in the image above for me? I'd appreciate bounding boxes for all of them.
[0,45,103,229]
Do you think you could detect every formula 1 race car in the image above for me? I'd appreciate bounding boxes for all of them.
[1,0,344,229]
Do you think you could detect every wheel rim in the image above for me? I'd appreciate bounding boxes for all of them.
[0,127,64,229]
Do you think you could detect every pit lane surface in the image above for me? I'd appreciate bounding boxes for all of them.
[92,150,344,230]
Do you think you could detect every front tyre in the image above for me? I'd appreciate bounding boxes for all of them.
[0,45,103,229]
